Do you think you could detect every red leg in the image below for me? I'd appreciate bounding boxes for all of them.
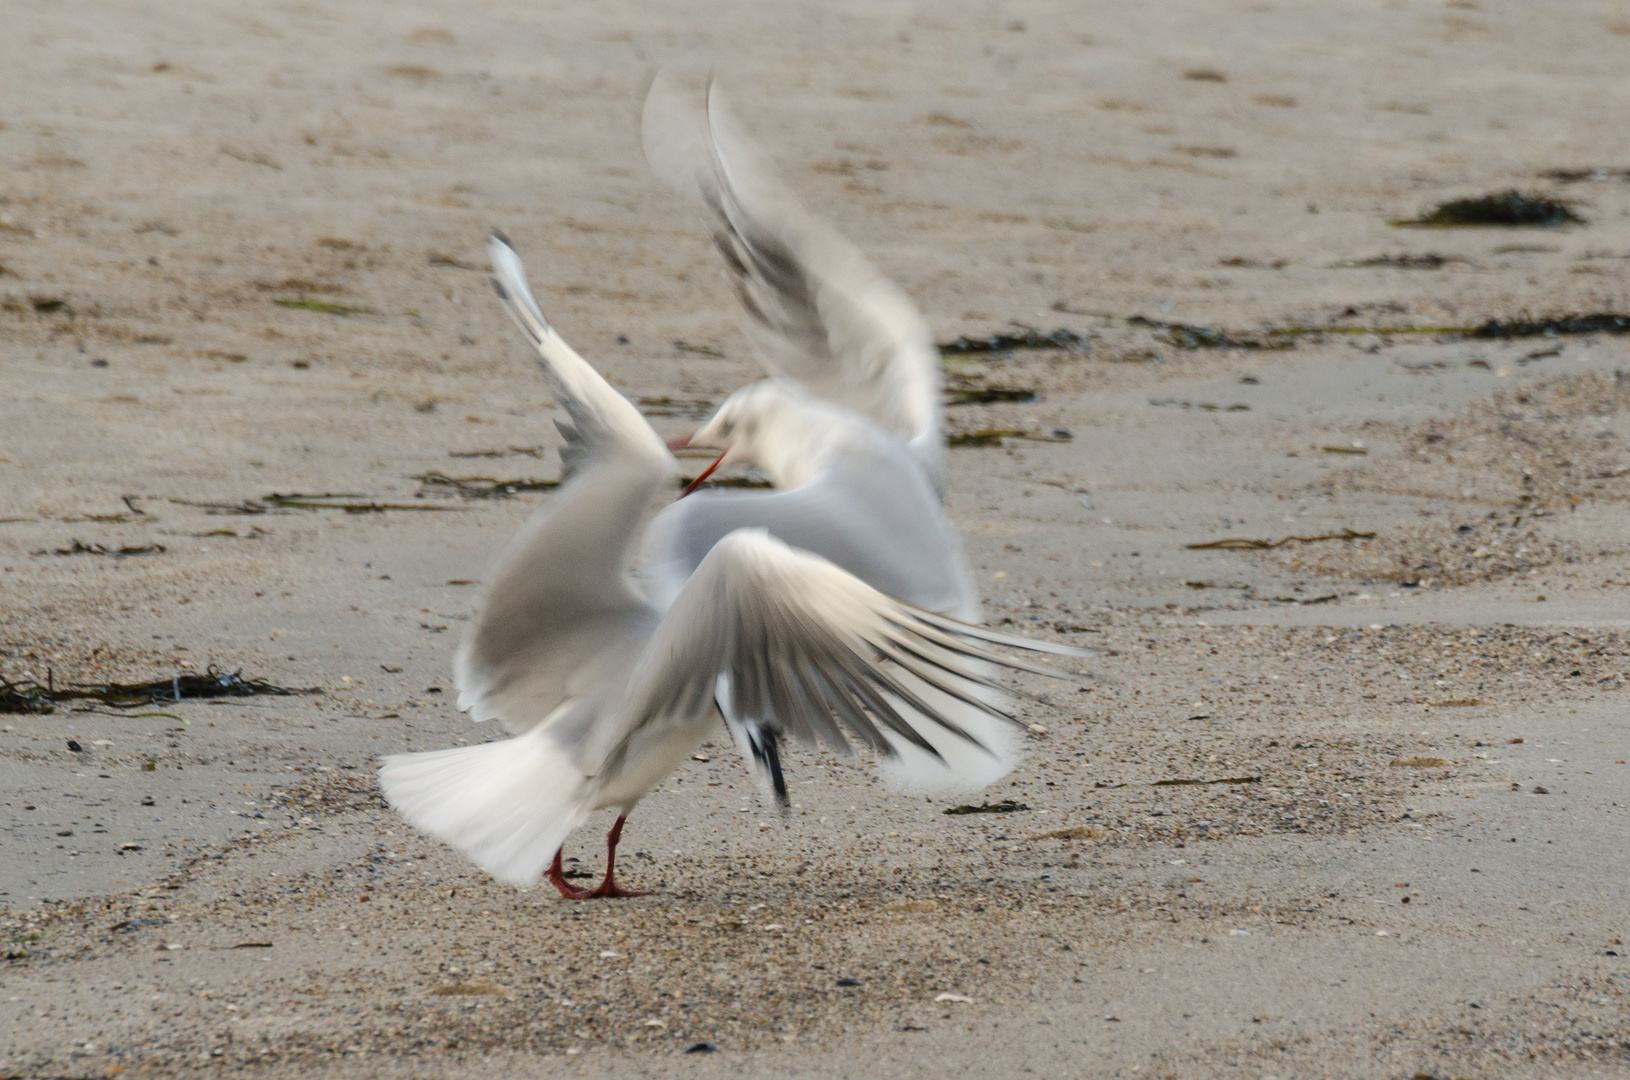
[546,848,593,900]
[585,815,651,899]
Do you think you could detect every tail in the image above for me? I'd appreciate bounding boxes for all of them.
[378,725,594,886]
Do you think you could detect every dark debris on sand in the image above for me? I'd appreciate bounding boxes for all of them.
[1469,313,1630,339]
[938,327,1088,355]
[1127,317,1290,350]
[412,472,561,499]
[0,666,319,714]
[1392,190,1583,228]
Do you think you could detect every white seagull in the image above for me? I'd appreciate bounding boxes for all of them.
[637,80,994,801]
[378,235,1081,898]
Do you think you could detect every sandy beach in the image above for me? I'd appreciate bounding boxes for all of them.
[3,1,1629,1076]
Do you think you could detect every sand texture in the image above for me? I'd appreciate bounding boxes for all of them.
[3,1,1630,1077]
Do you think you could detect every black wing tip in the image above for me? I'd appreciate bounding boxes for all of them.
[490,229,514,248]
[745,723,791,809]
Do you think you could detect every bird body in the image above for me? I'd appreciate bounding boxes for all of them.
[641,384,976,622]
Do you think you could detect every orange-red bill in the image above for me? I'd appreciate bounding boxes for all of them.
[680,449,728,497]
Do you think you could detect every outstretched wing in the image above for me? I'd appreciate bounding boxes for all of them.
[612,529,1083,793]
[487,232,671,479]
[454,237,675,738]
[644,79,945,494]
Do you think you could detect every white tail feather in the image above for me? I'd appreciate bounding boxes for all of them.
[378,727,594,886]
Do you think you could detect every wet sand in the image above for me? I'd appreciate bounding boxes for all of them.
[2,1,1629,1076]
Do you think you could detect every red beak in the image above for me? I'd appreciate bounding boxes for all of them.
[680,448,729,497]
[665,432,693,452]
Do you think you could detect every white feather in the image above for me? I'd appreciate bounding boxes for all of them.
[379,725,593,887]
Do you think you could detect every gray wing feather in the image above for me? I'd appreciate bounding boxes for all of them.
[454,454,667,746]
[644,78,945,493]
[619,529,1085,765]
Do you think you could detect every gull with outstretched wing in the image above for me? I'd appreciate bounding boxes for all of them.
[378,235,1082,898]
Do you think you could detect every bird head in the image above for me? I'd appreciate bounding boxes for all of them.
[668,382,840,495]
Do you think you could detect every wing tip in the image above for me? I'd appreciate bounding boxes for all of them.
[487,233,552,337]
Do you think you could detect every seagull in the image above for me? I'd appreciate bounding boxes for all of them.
[636,80,994,797]
[378,234,1082,898]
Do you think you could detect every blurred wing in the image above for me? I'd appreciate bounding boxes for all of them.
[488,233,671,479]
[453,458,666,739]
[644,79,944,493]
[615,529,1084,790]
[459,236,676,737]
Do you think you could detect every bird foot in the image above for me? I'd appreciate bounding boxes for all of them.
[547,866,599,899]
[584,876,652,899]
[547,867,649,901]
[547,823,651,899]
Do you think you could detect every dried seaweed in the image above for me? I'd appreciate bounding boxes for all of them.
[676,474,773,490]
[938,327,1088,355]
[1186,528,1375,550]
[59,496,148,524]
[1128,316,1289,350]
[190,527,265,539]
[1468,313,1630,339]
[0,666,319,714]
[412,472,560,499]
[171,493,461,514]
[947,428,1073,447]
[942,800,1029,815]
[1542,168,1630,184]
[261,493,458,512]
[1151,775,1261,786]
[0,679,54,713]
[273,298,375,316]
[34,540,164,558]
[946,386,1040,405]
[1266,324,1475,338]
[448,446,546,459]
[1148,398,1251,412]
[1391,191,1583,228]
[1331,254,1467,269]
[638,396,716,419]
